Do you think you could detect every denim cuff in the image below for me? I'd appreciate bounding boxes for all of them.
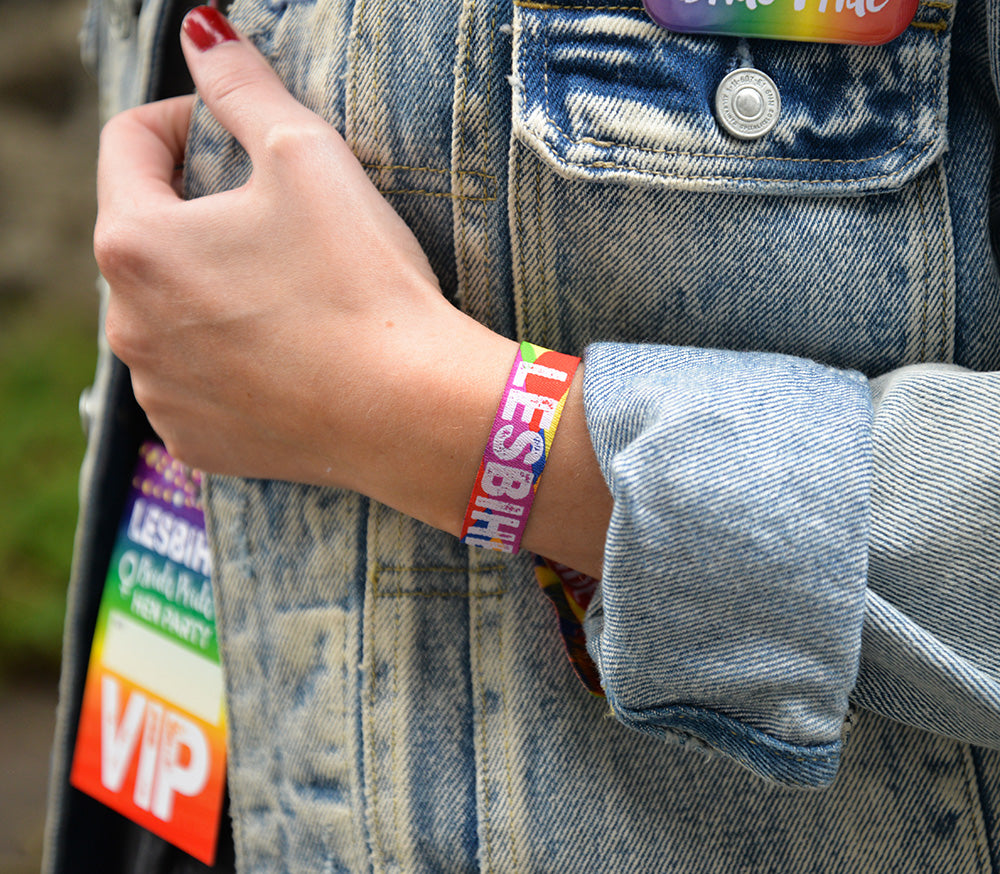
[582,343,873,787]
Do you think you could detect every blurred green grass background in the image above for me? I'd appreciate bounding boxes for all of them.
[0,302,94,682]
[0,0,99,686]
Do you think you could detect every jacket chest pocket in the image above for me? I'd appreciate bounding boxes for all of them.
[509,0,955,374]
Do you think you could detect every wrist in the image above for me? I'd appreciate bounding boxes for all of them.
[322,303,611,580]
[334,301,518,537]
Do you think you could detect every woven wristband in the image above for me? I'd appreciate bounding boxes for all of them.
[460,341,581,554]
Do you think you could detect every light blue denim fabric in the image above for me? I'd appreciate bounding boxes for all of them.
[45,0,1000,870]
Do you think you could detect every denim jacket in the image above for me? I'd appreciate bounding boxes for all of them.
[46,0,1000,870]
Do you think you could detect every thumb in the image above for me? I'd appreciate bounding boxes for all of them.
[180,6,315,158]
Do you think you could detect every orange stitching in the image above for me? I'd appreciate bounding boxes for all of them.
[378,187,497,201]
[362,162,497,181]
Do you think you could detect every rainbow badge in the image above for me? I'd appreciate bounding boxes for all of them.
[644,0,919,45]
[70,443,225,865]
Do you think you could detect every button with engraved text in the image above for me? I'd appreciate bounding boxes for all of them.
[715,68,781,141]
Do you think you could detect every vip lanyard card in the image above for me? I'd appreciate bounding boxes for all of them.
[70,442,225,865]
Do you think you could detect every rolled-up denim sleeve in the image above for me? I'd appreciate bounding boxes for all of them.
[582,345,1000,787]
[857,364,1000,750]
[581,342,873,787]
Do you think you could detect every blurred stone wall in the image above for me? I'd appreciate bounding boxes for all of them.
[0,0,97,314]
[0,2,97,872]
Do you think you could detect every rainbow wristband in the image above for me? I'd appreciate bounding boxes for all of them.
[460,341,581,554]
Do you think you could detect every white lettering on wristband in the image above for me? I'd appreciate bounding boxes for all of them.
[461,342,581,555]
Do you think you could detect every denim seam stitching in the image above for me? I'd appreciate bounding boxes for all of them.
[534,18,552,346]
[484,0,501,330]
[935,166,950,361]
[378,564,506,574]
[214,487,250,871]
[657,711,839,763]
[390,559,405,866]
[377,504,405,872]
[344,538,364,874]
[516,0,952,13]
[497,590,520,871]
[513,145,530,332]
[364,163,499,200]
[374,0,387,191]
[365,502,390,870]
[374,590,507,597]
[361,163,497,179]
[456,0,474,316]
[534,148,553,347]
[347,0,367,160]
[519,1,644,9]
[918,170,931,361]
[543,145,937,185]
[531,7,946,178]
[569,130,916,164]
[474,599,497,873]
[378,188,497,201]
[959,743,992,872]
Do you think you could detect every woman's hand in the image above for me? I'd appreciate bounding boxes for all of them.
[96,6,611,576]
[98,7,494,489]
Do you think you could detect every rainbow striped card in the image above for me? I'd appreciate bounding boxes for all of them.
[70,443,225,865]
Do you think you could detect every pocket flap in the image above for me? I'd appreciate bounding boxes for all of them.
[512,0,952,195]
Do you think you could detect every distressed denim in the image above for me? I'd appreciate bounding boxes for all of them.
[45,0,1000,870]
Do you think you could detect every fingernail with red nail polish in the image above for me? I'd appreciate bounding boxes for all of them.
[183,6,238,51]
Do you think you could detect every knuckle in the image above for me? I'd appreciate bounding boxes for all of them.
[98,110,132,149]
[103,305,135,362]
[161,436,186,467]
[104,300,153,366]
[93,216,146,282]
[129,375,154,413]
[261,118,329,168]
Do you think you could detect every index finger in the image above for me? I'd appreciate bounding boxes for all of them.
[179,6,319,159]
[97,94,195,215]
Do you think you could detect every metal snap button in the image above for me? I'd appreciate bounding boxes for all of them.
[715,68,780,141]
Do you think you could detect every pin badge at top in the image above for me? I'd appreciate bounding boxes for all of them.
[643,0,920,45]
